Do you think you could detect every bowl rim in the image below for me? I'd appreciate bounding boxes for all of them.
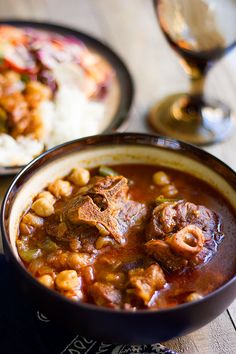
[1,132,236,315]
[0,19,134,175]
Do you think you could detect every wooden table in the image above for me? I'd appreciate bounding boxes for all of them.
[0,1,236,353]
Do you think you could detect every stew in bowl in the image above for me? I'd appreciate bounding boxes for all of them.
[2,133,236,343]
[16,163,234,310]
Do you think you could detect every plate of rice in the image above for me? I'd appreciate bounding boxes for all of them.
[0,21,133,174]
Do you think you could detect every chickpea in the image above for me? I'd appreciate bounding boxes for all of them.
[64,283,83,301]
[68,167,90,186]
[68,252,92,270]
[48,179,72,198]
[37,191,56,205]
[38,274,54,288]
[160,184,178,197]
[153,171,170,186]
[31,198,54,217]
[22,212,44,227]
[55,270,78,291]
[186,292,203,302]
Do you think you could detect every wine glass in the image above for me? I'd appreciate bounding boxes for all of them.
[149,0,236,145]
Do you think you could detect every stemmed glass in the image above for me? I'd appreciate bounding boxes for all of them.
[149,0,236,145]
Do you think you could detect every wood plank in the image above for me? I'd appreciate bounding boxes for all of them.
[228,299,236,326]
[0,0,104,38]
[0,0,46,18]
[35,0,104,39]
[164,310,236,354]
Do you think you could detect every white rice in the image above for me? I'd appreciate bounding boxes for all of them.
[0,63,106,167]
[0,134,44,166]
[47,85,105,148]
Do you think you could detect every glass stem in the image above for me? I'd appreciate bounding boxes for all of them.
[189,72,205,99]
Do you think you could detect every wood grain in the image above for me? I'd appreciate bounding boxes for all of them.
[164,311,236,354]
[0,0,235,352]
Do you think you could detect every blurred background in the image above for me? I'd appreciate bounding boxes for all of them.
[1,0,236,166]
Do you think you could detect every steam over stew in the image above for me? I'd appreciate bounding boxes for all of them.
[17,164,236,310]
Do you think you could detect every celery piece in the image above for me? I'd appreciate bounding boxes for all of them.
[39,238,58,253]
[155,196,181,204]
[99,166,118,177]
[18,248,41,263]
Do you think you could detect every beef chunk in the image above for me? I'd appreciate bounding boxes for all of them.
[66,176,146,244]
[146,202,177,239]
[45,176,146,245]
[127,264,166,305]
[90,282,122,308]
[145,201,223,272]
[146,237,212,272]
[145,240,188,272]
[146,201,220,242]
[45,214,99,253]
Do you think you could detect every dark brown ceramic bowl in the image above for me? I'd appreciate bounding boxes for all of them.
[1,133,236,344]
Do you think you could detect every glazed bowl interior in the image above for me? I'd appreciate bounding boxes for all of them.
[8,139,236,259]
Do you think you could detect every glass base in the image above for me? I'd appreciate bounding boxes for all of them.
[148,93,234,145]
